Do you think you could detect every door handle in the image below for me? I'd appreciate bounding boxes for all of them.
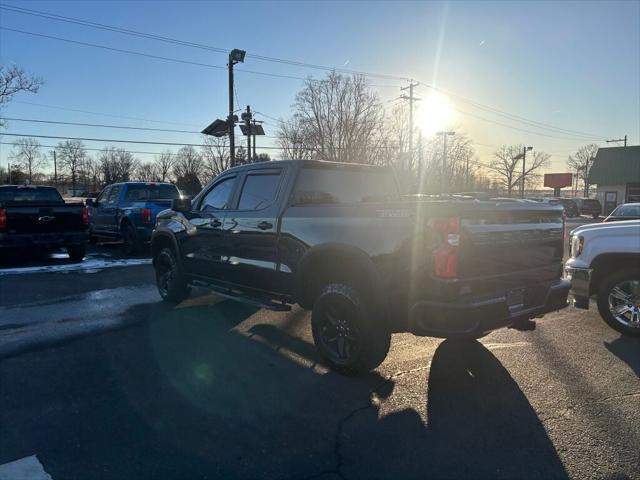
[209,218,222,227]
[257,221,273,230]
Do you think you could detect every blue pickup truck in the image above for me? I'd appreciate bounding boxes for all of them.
[87,182,181,254]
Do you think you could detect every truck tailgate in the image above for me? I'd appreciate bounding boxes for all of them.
[3,203,86,234]
[460,209,564,278]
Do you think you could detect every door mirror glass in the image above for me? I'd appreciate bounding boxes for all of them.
[172,197,192,212]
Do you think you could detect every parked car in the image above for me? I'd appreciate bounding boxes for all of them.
[87,182,181,254]
[490,197,529,203]
[603,202,640,222]
[0,185,89,261]
[573,197,602,218]
[151,160,570,374]
[554,198,579,217]
[565,221,640,336]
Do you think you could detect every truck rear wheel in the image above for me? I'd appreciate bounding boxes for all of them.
[67,245,86,263]
[155,247,190,304]
[122,223,141,256]
[597,269,640,336]
[311,283,390,375]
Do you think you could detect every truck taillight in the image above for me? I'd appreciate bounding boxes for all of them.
[142,208,152,224]
[430,217,461,278]
[82,207,89,225]
[0,208,6,230]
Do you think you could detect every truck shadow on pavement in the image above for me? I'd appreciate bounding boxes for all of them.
[0,298,566,480]
[605,336,640,377]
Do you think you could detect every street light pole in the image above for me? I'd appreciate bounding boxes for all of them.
[437,131,455,195]
[227,49,246,169]
[520,146,533,198]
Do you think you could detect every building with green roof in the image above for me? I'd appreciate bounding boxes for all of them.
[589,145,640,215]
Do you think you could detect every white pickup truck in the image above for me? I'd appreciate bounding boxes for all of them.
[565,220,640,336]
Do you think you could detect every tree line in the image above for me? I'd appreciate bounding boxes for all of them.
[1,64,601,197]
[2,136,270,196]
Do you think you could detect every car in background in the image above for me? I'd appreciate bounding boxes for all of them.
[573,197,602,218]
[0,185,89,261]
[490,197,529,203]
[553,198,579,217]
[565,221,640,336]
[603,203,640,222]
[87,182,181,254]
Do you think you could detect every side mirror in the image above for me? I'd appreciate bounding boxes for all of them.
[85,198,95,207]
[172,197,191,212]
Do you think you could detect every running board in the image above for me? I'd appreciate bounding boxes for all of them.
[191,281,292,312]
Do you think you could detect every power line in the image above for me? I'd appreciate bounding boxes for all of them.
[0,4,411,82]
[450,106,604,142]
[0,116,201,134]
[13,100,203,127]
[417,83,607,140]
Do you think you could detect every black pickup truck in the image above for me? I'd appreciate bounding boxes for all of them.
[151,160,570,373]
[0,185,89,261]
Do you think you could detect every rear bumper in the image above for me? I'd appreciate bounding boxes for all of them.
[409,279,570,337]
[0,231,88,249]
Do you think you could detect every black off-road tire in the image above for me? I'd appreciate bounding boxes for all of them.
[155,247,190,304]
[596,269,640,337]
[67,244,86,263]
[311,283,390,375]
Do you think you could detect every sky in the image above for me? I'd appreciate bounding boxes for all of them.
[1,0,639,176]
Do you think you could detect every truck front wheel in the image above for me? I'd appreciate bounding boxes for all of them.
[311,283,390,375]
[155,247,190,304]
[596,269,640,336]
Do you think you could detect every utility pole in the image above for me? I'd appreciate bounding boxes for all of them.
[606,135,627,147]
[53,150,58,188]
[252,118,257,160]
[8,163,11,184]
[400,81,420,171]
[584,155,594,196]
[519,146,533,198]
[243,105,252,163]
[227,49,246,168]
[437,131,455,195]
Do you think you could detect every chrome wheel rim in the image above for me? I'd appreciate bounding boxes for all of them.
[608,280,640,329]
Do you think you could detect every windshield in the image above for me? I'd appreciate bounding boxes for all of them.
[124,184,181,201]
[0,187,63,203]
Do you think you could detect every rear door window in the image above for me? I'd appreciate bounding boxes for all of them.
[125,184,180,201]
[237,171,281,210]
[291,167,399,205]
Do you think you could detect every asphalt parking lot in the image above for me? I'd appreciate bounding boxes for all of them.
[1,217,638,480]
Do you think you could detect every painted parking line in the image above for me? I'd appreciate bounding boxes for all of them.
[0,455,52,480]
[0,257,151,276]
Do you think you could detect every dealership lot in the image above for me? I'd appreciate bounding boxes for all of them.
[0,223,638,480]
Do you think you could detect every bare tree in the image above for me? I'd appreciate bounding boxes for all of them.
[281,71,384,164]
[98,147,139,185]
[276,116,315,160]
[567,144,598,196]
[0,65,43,127]
[173,146,204,195]
[10,137,47,182]
[55,140,87,193]
[200,135,230,182]
[488,145,550,196]
[154,150,175,183]
[136,162,160,182]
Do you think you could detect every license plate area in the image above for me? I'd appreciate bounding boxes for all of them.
[507,288,526,310]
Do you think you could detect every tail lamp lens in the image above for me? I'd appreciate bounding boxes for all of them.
[0,208,6,229]
[142,208,152,224]
[82,207,89,225]
[430,217,461,278]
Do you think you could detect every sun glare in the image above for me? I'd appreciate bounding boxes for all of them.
[418,93,453,136]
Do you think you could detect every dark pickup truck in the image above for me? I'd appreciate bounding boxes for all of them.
[0,185,89,261]
[151,160,570,373]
